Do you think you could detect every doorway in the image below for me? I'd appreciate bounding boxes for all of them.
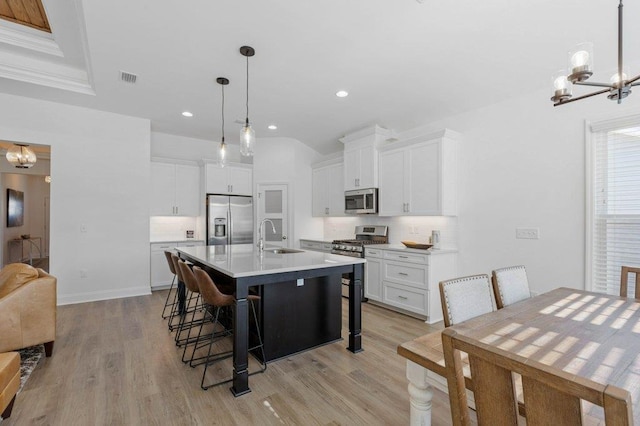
[0,142,51,270]
[256,183,289,249]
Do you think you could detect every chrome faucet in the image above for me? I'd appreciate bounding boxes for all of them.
[257,219,276,252]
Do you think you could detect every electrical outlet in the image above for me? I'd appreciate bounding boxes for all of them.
[80,224,87,233]
[80,269,88,278]
[516,228,540,239]
[296,278,304,287]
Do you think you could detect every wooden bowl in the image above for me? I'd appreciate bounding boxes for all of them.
[401,241,433,250]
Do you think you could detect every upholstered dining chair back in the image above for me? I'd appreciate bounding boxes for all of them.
[491,265,531,309]
[174,257,199,293]
[439,274,496,328]
[620,266,640,299]
[164,250,177,275]
[192,266,235,308]
[442,328,633,426]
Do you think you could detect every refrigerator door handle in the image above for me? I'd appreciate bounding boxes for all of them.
[227,207,232,245]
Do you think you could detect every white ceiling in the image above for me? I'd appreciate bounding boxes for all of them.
[0,0,638,154]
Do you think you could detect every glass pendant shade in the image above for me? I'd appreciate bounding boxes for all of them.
[6,144,37,168]
[240,121,255,156]
[567,42,594,83]
[219,139,227,167]
[550,70,572,103]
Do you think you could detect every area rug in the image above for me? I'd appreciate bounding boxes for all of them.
[0,344,44,422]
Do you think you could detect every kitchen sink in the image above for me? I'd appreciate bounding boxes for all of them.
[265,248,304,254]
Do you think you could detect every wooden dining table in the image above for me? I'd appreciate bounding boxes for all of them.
[398,287,640,425]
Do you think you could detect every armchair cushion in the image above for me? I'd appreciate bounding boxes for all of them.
[0,263,39,299]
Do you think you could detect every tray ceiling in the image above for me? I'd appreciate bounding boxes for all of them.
[0,0,50,33]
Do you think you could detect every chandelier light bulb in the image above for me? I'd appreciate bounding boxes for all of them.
[571,50,590,68]
[610,72,628,85]
[553,75,569,90]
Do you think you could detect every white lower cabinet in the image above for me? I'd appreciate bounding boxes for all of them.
[364,248,383,301]
[150,240,204,289]
[365,246,457,324]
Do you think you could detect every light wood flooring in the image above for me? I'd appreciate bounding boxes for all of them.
[6,291,460,425]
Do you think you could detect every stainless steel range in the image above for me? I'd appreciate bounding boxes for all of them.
[332,225,388,299]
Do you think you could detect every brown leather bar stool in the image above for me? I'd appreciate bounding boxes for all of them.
[162,250,179,321]
[171,254,206,346]
[192,266,266,390]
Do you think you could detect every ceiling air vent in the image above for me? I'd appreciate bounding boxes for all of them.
[119,71,137,84]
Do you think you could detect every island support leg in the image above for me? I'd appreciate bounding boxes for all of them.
[231,285,250,396]
[406,360,434,426]
[347,263,363,353]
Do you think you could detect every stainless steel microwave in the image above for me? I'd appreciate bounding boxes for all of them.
[345,188,378,214]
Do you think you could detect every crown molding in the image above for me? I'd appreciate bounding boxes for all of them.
[0,24,63,57]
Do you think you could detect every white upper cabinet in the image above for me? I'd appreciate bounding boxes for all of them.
[204,163,252,195]
[340,125,392,191]
[312,161,345,217]
[378,129,459,216]
[151,161,201,216]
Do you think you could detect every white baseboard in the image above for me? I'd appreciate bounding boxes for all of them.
[57,286,151,305]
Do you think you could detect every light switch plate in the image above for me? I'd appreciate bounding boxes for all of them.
[516,228,540,239]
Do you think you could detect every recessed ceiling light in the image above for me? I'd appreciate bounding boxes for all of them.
[268,124,278,130]
[182,111,193,117]
[336,90,349,98]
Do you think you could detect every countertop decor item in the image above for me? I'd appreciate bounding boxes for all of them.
[550,0,639,106]
[239,45,255,156]
[401,241,433,250]
[216,77,229,167]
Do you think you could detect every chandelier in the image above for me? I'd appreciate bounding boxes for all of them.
[551,0,640,106]
[6,144,37,168]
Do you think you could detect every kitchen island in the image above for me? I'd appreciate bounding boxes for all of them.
[175,244,365,396]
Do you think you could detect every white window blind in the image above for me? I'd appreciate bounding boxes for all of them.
[589,116,640,296]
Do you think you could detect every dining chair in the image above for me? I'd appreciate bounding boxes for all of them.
[192,266,266,390]
[439,274,496,327]
[442,327,633,426]
[620,266,640,299]
[162,250,178,320]
[491,265,531,309]
[171,255,206,346]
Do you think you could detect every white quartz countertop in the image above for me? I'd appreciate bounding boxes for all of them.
[299,238,334,244]
[176,244,365,278]
[365,244,458,255]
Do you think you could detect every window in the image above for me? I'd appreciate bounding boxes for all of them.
[587,114,640,296]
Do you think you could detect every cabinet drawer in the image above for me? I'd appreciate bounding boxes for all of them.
[383,282,428,315]
[365,248,383,258]
[151,242,177,252]
[383,250,429,264]
[383,261,427,288]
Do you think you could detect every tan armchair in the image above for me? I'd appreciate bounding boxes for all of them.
[0,263,57,356]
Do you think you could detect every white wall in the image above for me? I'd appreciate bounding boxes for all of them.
[0,93,151,304]
[409,88,640,294]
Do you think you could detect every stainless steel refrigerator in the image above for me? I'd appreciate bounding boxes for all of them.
[206,194,253,245]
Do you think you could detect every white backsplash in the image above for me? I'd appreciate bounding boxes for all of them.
[324,216,458,249]
[150,216,202,241]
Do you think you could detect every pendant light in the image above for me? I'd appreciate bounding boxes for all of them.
[239,46,255,156]
[6,144,37,168]
[216,77,230,167]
